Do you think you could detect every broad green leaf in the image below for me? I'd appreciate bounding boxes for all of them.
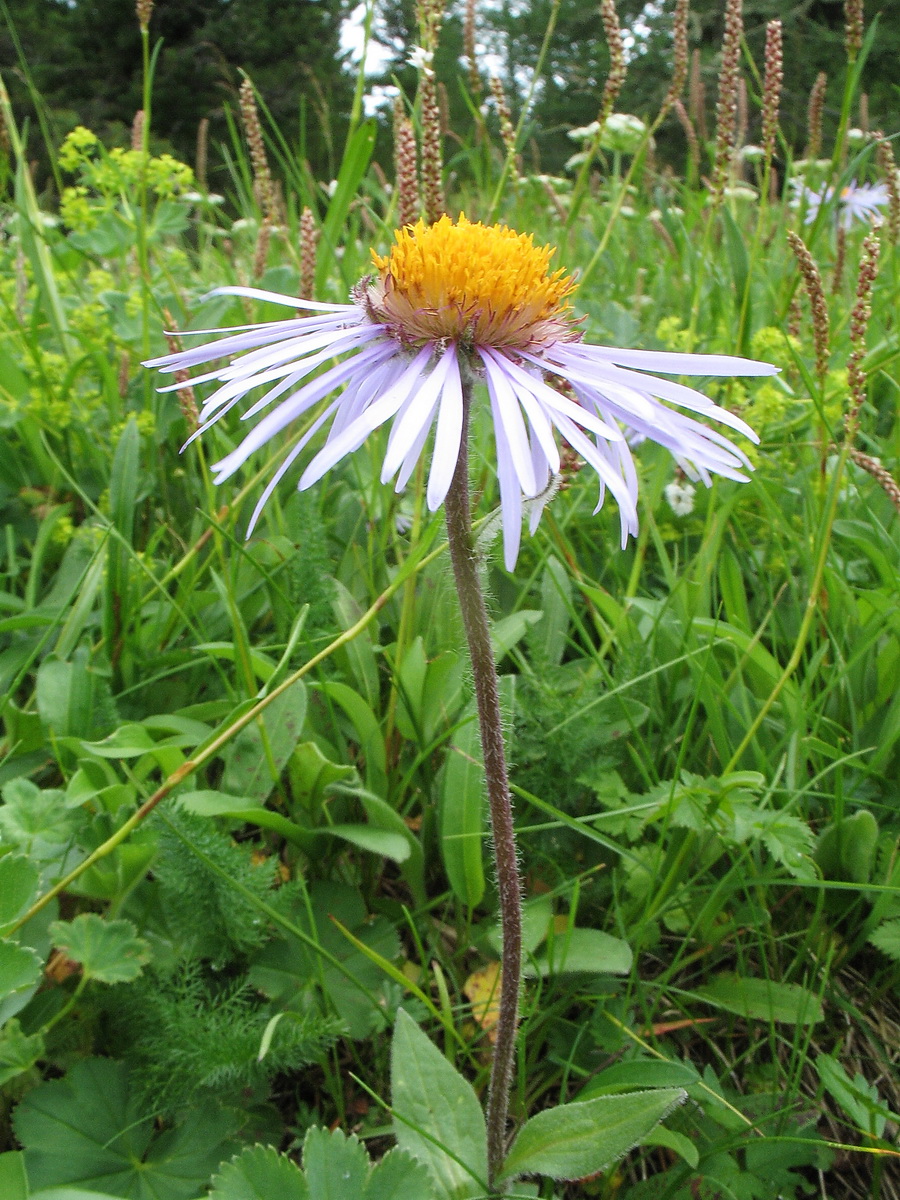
[816,1053,895,1137]
[0,939,43,1021]
[48,914,150,984]
[323,824,410,862]
[0,778,78,857]
[363,1148,435,1200]
[525,928,633,978]
[499,1089,686,1182]
[538,557,572,666]
[640,1125,699,1168]
[694,973,824,1026]
[31,1190,134,1200]
[0,1018,44,1086]
[0,855,40,933]
[582,1058,700,1098]
[439,709,485,908]
[491,611,542,661]
[209,1144,308,1200]
[302,1127,369,1199]
[288,742,355,816]
[14,1058,237,1199]
[222,682,307,805]
[320,681,387,792]
[0,1150,28,1200]
[391,1009,488,1200]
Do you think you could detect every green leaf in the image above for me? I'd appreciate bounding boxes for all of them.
[0,855,40,933]
[0,1018,45,1087]
[0,778,78,857]
[322,824,410,862]
[363,1148,435,1200]
[48,914,150,984]
[209,1144,308,1200]
[525,928,633,978]
[0,939,43,1022]
[391,1009,488,1200]
[640,1125,699,1168]
[0,1150,28,1200]
[694,973,824,1026]
[439,710,485,908]
[817,1053,894,1137]
[499,1089,686,1182]
[869,918,900,962]
[14,1058,237,1200]
[222,682,307,805]
[302,1127,369,1199]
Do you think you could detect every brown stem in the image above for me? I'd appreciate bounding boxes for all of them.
[444,375,523,1189]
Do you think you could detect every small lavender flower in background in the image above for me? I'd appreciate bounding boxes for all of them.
[791,178,889,228]
[145,214,776,568]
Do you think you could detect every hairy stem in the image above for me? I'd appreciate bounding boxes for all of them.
[444,377,523,1188]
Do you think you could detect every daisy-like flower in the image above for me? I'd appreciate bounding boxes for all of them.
[791,178,888,229]
[145,214,776,569]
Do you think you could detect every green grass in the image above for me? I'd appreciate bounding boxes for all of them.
[0,15,899,1200]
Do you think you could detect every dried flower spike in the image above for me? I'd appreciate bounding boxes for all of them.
[598,0,627,126]
[675,99,700,171]
[875,135,900,243]
[844,0,864,61]
[787,230,830,390]
[239,77,276,223]
[805,72,827,161]
[848,449,900,513]
[464,0,481,97]
[845,230,880,437]
[299,207,318,302]
[660,0,689,121]
[135,0,152,32]
[689,49,708,141]
[761,20,783,166]
[393,102,420,229]
[710,0,744,204]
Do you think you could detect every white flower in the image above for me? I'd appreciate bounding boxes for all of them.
[739,145,765,163]
[791,178,888,228]
[846,127,869,147]
[664,480,696,516]
[407,46,434,73]
[145,215,775,570]
[599,113,647,155]
[567,121,601,142]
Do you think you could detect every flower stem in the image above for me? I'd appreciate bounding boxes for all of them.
[444,377,523,1189]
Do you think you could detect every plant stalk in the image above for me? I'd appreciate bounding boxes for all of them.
[444,377,523,1189]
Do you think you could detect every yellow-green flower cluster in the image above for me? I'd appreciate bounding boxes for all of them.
[57,125,195,231]
[749,326,800,374]
[655,315,695,352]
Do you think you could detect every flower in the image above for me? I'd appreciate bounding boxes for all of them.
[790,178,888,228]
[664,479,696,516]
[145,214,776,569]
[599,113,647,155]
[407,46,434,74]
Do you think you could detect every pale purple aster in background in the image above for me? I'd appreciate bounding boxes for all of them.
[790,178,888,228]
[145,215,777,569]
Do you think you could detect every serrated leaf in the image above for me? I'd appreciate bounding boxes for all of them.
[0,778,78,857]
[49,914,150,984]
[869,918,900,962]
[391,1009,488,1199]
[14,1057,237,1199]
[302,1127,369,1199]
[364,1148,435,1200]
[0,855,40,933]
[0,939,43,1021]
[209,1143,308,1200]
[817,1053,894,1137]
[694,973,824,1026]
[499,1089,686,1182]
[0,1018,44,1086]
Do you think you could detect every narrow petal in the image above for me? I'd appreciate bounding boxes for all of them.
[480,350,538,496]
[380,346,448,483]
[426,350,464,510]
[206,285,355,312]
[496,354,624,442]
[554,341,778,378]
[489,386,523,569]
[299,346,438,491]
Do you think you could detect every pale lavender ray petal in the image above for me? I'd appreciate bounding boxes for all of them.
[551,341,778,378]
[210,342,396,481]
[426,350,464,510]
[380,347,452,483]
[526,440,553,535]
[489,387,523,569]
[206,285,356,312]
[145,313,357,372]
[496,353,624,442]
[243,399,343,535]
[299,345,439,491]
[490,361,560,473]
[550,410,638,537]
[479,350,538,496]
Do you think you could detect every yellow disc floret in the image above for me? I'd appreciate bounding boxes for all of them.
[365,214,579,350]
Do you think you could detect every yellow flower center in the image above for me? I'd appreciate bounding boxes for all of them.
[365,214,579,350]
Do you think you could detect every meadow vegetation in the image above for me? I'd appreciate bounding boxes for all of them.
[0,0,899,1197]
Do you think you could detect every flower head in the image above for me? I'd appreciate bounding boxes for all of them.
[145,214,776,569]
[791,178,888,229]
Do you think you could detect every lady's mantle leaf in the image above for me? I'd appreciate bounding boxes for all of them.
[48,914,150,984]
